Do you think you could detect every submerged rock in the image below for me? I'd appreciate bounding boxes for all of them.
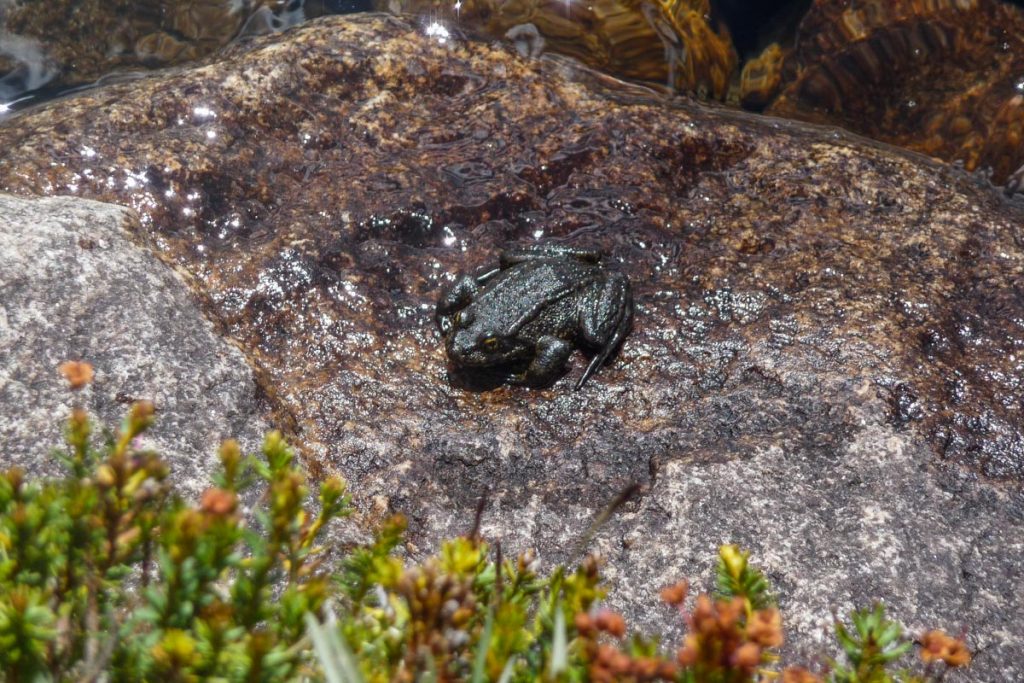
[0,0,323,102]
[0,193,271,498]
[759,0,1024,189]
[378,0,737,97]
[0,14,1022,676]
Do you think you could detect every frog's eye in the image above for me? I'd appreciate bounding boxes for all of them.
[482,336,499,349]
[454,311,462,325]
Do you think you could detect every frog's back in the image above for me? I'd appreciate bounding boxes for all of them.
[472,258,600,330]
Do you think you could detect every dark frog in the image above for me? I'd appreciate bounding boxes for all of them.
[436,246,633,390]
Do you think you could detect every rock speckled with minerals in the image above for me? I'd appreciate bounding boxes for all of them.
[0,15,1022,677]
[0,193,271,498]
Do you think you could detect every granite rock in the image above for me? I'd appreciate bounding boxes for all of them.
[0,192,271,499]
[0,15,1022,677]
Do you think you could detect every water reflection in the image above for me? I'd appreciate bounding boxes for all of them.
[0,0,374,109]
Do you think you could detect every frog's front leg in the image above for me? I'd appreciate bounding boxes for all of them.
[436,274,479,333]
[576,273,633,389]
[435,264,504,332]
[520,335,575,386]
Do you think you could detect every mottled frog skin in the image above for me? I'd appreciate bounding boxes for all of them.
[436,246,633,389]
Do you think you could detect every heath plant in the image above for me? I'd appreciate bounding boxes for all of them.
[0,362,973,682]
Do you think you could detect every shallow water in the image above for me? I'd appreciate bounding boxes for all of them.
[0,0,375,109]
[0,0,820,109]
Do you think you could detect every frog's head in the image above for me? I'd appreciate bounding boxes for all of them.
[445,307,529,366]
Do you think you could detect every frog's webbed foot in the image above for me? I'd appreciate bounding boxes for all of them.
[436,264,506,332]
[576,272,633,389]
[499,245,602,268]
[436,274,478,332]
[434,259,509,327]
[515,335,574,387]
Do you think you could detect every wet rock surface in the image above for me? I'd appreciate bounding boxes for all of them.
[0,193,271,498]
[0,14,1022,675]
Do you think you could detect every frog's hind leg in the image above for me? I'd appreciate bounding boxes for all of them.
[575,273,634,389]
[486,336,573,387]
[522,335,576,386]
[500,245,602,267]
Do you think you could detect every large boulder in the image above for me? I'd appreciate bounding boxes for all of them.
[0,14,1021,677]
[0,193,271,498]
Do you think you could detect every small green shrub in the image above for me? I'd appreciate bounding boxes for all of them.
[0,396,348,682]
[0,365,973,682]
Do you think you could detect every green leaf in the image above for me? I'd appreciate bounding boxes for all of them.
[836,622,861,661]
[471,607,495,683]
[496,657,517,683]
[715,545,775,609]
[306,613,365,683]
[549,602,567,679]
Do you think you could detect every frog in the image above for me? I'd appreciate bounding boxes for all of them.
[436,245,633,390]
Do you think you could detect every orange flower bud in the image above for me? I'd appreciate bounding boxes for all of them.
[747,607,784,648]
[574,612,595,635]
[595,609,627,638]
[782,666,822,683]
[200,487,237,516]
[609,650,631,673]
[677,635,700,666]
[632,656,659,677]
[692,595,716,633]
[732,641,761,670]
[920,630,971,667]
[920,629,946,661]
[942,639,971,667]
[660,580,689,606]
[595,644,619,665]
[59,360,94,389]
[657,661,679,679]
[716,597,744,631]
